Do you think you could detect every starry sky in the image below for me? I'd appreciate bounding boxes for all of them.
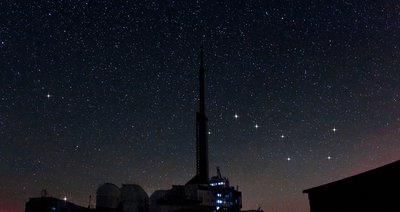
[1,1,400,211]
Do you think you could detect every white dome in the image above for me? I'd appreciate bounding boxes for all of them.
[120,184,149,203]
[96,183,121,209]
[97,183,120,196]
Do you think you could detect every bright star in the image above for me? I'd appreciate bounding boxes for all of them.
[46,94,51,98]
[332,127,337,132]
[287,157,291,161]
[327,156,332,160]
[255,124,259,129]
[281,134,285,139]
[63,196,67,201]
[234,113,239,119]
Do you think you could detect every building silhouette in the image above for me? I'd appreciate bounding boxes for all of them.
[303,160,400,212]
[95,183,148,212]
[25,49,242,212]
[147,48,242,212]
[186,48,209,185]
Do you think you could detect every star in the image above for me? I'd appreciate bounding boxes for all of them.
[0,1,398,211]
[63,196,67,201]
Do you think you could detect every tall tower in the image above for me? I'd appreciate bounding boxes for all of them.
[187,48,209,185]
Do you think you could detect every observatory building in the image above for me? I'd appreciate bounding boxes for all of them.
[25,50,242,212]
[144,49,242,212]
[92,50,242,212]
[95,183,149,212]
[144,50,242,212]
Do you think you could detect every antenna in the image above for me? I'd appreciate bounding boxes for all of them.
[41,189,48,197]
[200,47,204,67]
[217,166,222,178]
[88,195,92,209]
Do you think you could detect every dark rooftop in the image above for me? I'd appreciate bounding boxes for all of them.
[303,159,400,193]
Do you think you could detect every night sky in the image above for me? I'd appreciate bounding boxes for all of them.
[1,1,400,211]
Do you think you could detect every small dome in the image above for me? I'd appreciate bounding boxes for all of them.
[97,183,120,197]
[96,183,121,209]
[120,184,149,203]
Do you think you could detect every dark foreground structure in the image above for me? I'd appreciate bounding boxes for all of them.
[25,50,243,212]
[25,196,90,212]
[303,160,400,212]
